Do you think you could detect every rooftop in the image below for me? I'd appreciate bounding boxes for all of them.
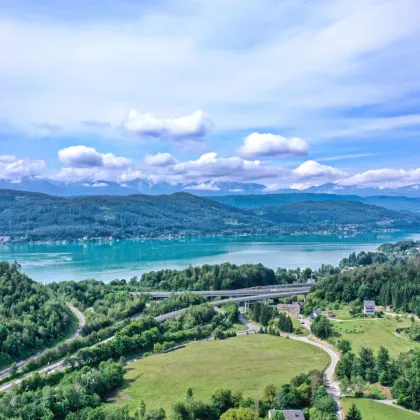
[363,300,376,307]
[282,410,305,420]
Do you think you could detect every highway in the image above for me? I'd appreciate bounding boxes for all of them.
[0,289,309,392]
[132,283,313,298]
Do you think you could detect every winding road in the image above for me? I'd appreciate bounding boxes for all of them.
[0,290,343,419]
[234,312,343,419]
[0,304,86,381]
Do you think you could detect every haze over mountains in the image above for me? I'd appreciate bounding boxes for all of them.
[3,178,420,198]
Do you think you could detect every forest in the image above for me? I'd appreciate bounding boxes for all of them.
[210,192,420,213]
[305,257,420,315]
[248,200,420,233]
[1,189,420,243]
[0,262,74,363]
[0,189,275,243]
[135,263,276,291]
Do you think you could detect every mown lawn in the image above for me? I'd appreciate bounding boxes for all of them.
[117,334,329,413]
[342,398,420,420]
[331,316,416,356]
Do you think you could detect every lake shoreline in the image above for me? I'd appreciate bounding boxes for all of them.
[0,227,410,246]
[1,232,419,284]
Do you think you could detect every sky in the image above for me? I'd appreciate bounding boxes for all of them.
[1,0,420,191]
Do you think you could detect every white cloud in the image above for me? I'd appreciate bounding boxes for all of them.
[262,183,283,193]
[102,153,132,169]
[124,109,214,140]
[237,133,308,158]
[293,160,347,180]
[144,152,177,167]
[0,159,46,180]
[339,168,420,188]
[58,146,132,169]
[184,182,221,191]
[0,155,17,163]
[167,152,286,183]
[58,146,103,167]
[82,182,109,187]
[289,183,310,191]
[1,0,420,140]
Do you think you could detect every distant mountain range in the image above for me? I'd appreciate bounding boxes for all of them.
[0,178,268,197]
[1,189,420,243]
[2,178,420,198]
[210,193,420,213]
[302,183,420,198]
[4,177,420,198]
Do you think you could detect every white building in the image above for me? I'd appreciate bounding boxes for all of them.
[363,300,376,316]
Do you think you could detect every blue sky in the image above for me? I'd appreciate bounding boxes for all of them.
[1,0,420,190]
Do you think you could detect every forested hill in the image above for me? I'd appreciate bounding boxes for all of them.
[0,261,73,362]
[1,189,420,243]
[210,192,420,212]
[249,200,420,233]
[0,189,277,243]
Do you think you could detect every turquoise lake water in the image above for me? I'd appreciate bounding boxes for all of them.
[0,232,419,283]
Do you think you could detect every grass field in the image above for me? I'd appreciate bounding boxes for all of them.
[117,334,329,413]
[292,319,308,336]
[331,316,417,356]
[342,398,420,420]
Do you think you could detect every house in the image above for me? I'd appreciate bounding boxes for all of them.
[313,309,322,318]
[268,409,305,419]
[276,302,302,317]
[363,300,376,316]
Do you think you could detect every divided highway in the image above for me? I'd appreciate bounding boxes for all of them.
[132,283,313,298]
[0,288,309,391]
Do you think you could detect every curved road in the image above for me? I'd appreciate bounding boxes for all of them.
[0,304,86,381]
[0,291,316,393]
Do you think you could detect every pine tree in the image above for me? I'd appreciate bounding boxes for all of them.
[345,404,362,420]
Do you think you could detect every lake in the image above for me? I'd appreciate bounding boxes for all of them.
[1,232,419,283]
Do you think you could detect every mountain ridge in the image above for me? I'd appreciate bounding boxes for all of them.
[1,189,420,243]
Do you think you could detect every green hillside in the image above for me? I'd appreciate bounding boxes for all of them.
[249,200,420,233]
[0,189,276,243]
[1,189,420,243]
[0,261,73,362]
[210,192,420,212]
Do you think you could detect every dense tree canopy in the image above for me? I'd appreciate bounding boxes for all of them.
[136,263,276,291]
[0,261,73,361]
[48,279,148,335]
[1,189,419,243]
[305,258,420,315]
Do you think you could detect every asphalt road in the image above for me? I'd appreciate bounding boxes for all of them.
[0,289,314,391]
[133,283,313,298]
[0,304,86,381]
[234,312,343,419]
[0,291,307,391]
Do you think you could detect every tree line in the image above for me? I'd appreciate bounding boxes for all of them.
[305,258,420,315]
[134,263,276,291]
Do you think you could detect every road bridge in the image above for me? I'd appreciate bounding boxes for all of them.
[132,283,312,298]
[0,288,310,392]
